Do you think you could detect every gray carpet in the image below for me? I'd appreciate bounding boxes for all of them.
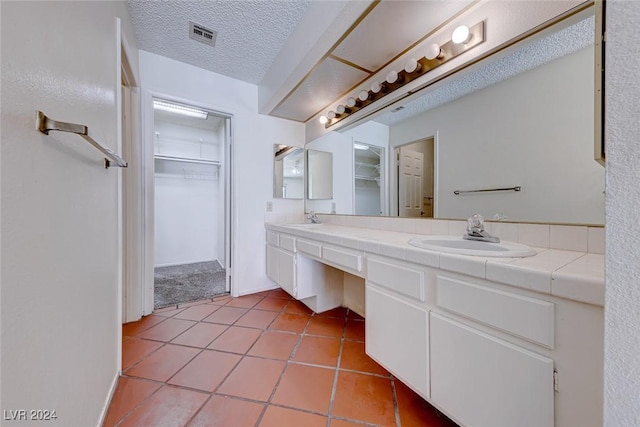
[154,260,227,309]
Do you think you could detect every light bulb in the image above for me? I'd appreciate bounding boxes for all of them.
[327,111,336,119]
[319,115,328,124]
[452,25,471,44]
[386,70,398,84]
[346,97,356,108]
[404,57,420,73]
[425,43,443,60]
[358,90,369,101]
[336,105,346,115]
[371,81,382,93]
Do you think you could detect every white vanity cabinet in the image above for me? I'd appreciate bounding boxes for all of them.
[264,224,604,427]
[265,231,296,297]
[265,230,344,312]
[430,312,554,427]
[365,256,430,398]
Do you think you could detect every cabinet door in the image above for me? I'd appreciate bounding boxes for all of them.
[430,313,554,427]
[278,249,296,297]
[365,285,429,398]
[266,244,279,283]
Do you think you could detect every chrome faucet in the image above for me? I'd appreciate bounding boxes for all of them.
[307,211,321,224]
[464,214,500,243]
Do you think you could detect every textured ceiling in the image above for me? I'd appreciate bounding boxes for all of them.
[127,0,311,84]
[374,15,595,126]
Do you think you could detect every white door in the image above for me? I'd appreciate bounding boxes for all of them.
[398,147,423,217]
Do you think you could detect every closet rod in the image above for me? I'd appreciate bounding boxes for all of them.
[154,154,220,166]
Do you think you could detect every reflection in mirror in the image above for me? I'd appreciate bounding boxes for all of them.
[354,142,385,216]
[305,7,604,225]
[273,145,304,199]
[307,149,333,200]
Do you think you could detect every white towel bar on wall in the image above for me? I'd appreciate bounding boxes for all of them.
[454,186,521,195]
[36,111,128,169]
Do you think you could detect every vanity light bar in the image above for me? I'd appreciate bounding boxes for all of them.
[319,21,485,127]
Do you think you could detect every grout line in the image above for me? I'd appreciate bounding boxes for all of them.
[111,377,169,427]
[116,293,418,427]
[326,314,348,427]
[255,310,315,426]
[391,376,402,427]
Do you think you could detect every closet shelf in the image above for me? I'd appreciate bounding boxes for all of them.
[355,175,380,183]
[154,154,220,166]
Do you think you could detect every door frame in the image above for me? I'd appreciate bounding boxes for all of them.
[391,133,439,217]
[139,90,235,315]
[120,22,144,325]
[352,140,387,216]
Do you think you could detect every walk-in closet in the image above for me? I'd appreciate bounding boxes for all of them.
[152,100,229,308]
[354,142,384,216]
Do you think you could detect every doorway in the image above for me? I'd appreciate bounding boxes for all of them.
[396,137,435,217]
[353,141,385,215]
[152,99,231,309]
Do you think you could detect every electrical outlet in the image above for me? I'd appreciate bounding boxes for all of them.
[266,201,273,212]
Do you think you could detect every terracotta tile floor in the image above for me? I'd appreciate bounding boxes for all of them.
[106,290,459,427]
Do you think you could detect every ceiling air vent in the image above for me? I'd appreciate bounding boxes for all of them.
[189,21,217,47]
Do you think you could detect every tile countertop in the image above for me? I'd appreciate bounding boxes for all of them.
[265,223,604,307]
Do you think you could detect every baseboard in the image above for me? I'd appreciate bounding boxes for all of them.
[239,284,279,297]
[96,370,120,427]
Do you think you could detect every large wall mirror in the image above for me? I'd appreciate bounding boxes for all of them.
[305,5,604,226]
[273,145,304,199]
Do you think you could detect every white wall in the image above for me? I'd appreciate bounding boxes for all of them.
[604,1,640,426]
[153,120,221,267]
[390,46,605,225]
[139,51,305,296]
[1,1,136,425]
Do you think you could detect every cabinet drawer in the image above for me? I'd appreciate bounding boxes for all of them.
[280,235,296,252]
[436,275,555,348]
[430,313,554,427]
[367,258,425,302]
[297,239,322,258]
[323,245,362,272]
[266,230,279,247]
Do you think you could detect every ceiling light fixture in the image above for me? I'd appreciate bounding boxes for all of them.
[404,57,421,73]
[354,143,370,150]
[425,43,444,60]
[321,21,484,129]
[386,70,399,84]
[153,100,208,119]
[452,25,471,44]
[319,115,328,124]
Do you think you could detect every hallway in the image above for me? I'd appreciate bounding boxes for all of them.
[106,290,457,426]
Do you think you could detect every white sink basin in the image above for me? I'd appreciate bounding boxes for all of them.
[408,235,536,258]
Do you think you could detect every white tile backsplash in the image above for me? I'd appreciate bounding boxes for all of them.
[550,225,589,252]
[517,223,550,248]
[588,227,605,254]
[447,220,467,236]
[489,222,519,242]
[431,220,449,235]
